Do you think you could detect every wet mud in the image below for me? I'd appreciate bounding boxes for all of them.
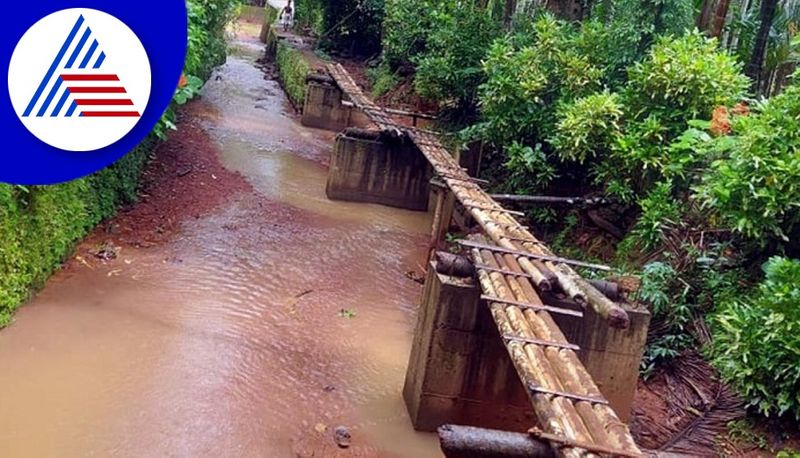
[0,26,438,458]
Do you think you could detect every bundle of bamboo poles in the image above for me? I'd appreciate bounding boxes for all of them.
[403,127,630,328]
[471,240,641,457]
[325,64,642,456]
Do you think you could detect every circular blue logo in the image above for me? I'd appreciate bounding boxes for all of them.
[2,1,187,184]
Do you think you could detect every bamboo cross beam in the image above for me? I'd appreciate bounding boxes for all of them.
[459,239,612,271]
[503,335,581,351]
[464,203,526,216]
[527,383,609,405]
[490,194,610,206]
[481,294,583,318]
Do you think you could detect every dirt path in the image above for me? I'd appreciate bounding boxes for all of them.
[0,25,438,458]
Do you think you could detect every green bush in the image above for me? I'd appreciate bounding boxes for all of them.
[304,0,384,55]
[366,63,399,98]
[694,82,800,243]
[276,43,310,108]
[625,31,750,133]
[710,257,800,419]
[477,15,604,149]
[551,91,623,164]
[382,0,444,68]
[413,5,502,110]
[186,0,240,80]
[294,0,325,35]
[0,140,153,327]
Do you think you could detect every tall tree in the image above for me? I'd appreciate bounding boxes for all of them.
[746,0,781,92]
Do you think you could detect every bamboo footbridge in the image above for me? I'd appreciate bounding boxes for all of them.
[326,63,643,457]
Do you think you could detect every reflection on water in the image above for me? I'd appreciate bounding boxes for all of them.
[0,26,438,458]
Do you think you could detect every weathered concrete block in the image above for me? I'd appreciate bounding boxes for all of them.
[326,133,431,211]
[404,266,479,429]
[301,82,350,131]
[403,264,535,433]
[428,183,456,251]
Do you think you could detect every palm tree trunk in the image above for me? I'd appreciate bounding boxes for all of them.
[710,0,732,37]
[746,0,780,93]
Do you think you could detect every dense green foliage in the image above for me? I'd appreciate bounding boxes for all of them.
[711,257,800,419]
[413,5,502,111]
[0,141,153,327]
[372,0,799,421]
[276,43,311,108]
[294,0,325,36]
[0,0,238,327]
[295,0,384,55]
[694,82,800,242]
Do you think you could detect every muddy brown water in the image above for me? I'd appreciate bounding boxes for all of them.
[0,30,439,457]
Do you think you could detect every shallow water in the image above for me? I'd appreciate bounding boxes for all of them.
[0,28,438,457]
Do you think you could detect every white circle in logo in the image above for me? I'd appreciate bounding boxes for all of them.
[8,8,151,152]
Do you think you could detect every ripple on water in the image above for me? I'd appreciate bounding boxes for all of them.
[0,32,439,457]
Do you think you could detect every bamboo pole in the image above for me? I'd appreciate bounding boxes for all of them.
[326,65,641,455]
[475,244,642,457]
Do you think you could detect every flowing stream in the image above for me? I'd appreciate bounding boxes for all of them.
[0,22,439,458]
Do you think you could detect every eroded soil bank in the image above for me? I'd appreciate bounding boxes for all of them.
[0,27,438,457]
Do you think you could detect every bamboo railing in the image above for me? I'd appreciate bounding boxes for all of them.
[326,63,642,457]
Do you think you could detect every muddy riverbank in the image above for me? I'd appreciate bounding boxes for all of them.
[0,25,438,458]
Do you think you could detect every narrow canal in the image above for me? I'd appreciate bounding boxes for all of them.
[0,22,439,457]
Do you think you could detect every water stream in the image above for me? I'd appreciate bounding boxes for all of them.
[0,25,439,458]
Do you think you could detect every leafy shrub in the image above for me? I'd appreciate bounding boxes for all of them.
[710,257,800,419]
[276,43,310,108]
[631,181,682,250]
[637,261,694,374]
[695,83,800,243]
[625,31,750,132]
[382,0,444,68]
[551,91,623,163]
[185,0,240,79]
[366,63,399,98]
[477,15,604,149]
[316,0,384,56]
[294,0,325,35]
[413,6,502,110]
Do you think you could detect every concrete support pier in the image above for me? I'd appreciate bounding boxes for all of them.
[403,262,536,432]
[326,129,431,211]
[404,264,649,431]
[301,80,351,131]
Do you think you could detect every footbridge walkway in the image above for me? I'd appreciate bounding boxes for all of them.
[306,62,648,457]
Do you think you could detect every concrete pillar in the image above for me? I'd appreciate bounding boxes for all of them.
[301,82,351,131]
[552,302,650,423]
[428,181,456,252]
[326,131,431,211]
[403,263,535,432]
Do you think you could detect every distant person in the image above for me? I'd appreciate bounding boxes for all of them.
[282,1,293,32]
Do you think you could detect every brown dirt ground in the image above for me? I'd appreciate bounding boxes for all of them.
[83,109,252,251]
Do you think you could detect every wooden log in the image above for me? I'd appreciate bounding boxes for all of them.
[435,251,475,278]
[490,194,609,206]
[305,72,335,85]
[438,424,555,458]
[586,279,621,302]
[341,127,381,141]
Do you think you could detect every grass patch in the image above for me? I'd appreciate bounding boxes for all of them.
[276,42,311,109]
[0,137,156,328]
[367,63,399,98]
